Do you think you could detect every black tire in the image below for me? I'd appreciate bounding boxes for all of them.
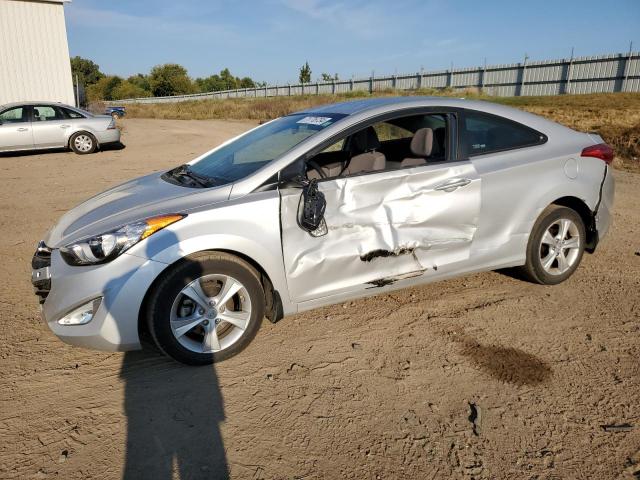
[519,205,586,285]
[69,131,97,154]
[146,252,265,365]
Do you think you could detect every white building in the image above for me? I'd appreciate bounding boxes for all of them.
[0,0,75,105]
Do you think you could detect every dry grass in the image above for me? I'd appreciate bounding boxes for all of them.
[123,90,640,170]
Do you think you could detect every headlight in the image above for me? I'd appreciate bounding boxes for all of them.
[61,214,185,266]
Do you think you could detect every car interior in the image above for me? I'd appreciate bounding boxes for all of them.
[306,113,448,180]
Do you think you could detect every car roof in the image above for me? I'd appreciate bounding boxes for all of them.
[297,95,573,135]
[0,101,74,109]
[299,96,442,115]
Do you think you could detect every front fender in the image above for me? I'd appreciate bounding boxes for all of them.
[124,191,296,316]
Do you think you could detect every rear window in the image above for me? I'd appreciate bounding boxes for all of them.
[61,107,85,119]
[459,111,545,157]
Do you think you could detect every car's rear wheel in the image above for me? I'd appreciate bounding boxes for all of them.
[69,132,97,154]
[520,205,585,285]
[146,252,264,365]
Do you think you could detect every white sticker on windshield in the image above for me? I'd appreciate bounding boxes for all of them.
[296,116,332,126]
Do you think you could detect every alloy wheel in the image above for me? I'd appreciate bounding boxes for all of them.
[539,218,581,275]
[169,274,252,354]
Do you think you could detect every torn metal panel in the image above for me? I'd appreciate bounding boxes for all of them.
[280,162,481,303]
[365,269,426,288]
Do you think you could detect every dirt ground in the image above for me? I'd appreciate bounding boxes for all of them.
[0,119,639,480]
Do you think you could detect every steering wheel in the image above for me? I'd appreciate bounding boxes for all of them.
[306,160,327,179]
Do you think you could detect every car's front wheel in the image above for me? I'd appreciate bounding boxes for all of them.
[69,132,97,154]
[146,252,265,365]
[520,205,586,285]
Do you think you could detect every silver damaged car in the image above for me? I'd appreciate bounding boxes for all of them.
[31,97,615,365]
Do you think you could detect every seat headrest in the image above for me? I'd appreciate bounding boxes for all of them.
[410,128,434,157]
[347,127,380,154]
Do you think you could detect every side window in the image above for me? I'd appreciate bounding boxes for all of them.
[32,106,65,122]
[319,138,344,153]
[0,107,26,124]
[61,107,85,119]
[373,122,412,142]
[304,113,450,180]
[460,111,545,157]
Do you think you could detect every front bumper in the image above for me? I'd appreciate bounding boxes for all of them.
[31,246,168,351]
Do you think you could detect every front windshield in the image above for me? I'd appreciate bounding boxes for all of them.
[188,113,345,183]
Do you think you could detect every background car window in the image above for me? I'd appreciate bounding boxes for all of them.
[32,106,65,122]
[0,107,26,124]
[61,107,85,119]
[460,111,544,157]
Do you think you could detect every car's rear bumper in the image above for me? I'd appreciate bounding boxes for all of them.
[595,165,614,242]
[95,129,121,145]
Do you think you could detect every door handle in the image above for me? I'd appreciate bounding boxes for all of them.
[434,178,472,192]
[60,124,71,128]
[17,127,28,132]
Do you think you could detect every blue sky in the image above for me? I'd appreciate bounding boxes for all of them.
[65,0,640,84]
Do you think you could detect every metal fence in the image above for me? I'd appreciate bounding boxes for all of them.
[119,51,640,104]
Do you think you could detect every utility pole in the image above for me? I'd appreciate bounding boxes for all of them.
[520,53,529,96]
[623,41,634,92]
[566,47,574,94]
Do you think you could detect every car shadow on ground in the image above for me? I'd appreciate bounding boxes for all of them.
[120,349,229,480]
[0,142,126,158]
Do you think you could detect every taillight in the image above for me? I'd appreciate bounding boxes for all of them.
[581,143,614,164]
[107,118,116,130]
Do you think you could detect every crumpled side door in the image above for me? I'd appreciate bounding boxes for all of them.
[279,161,481,303]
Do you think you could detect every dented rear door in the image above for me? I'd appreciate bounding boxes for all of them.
[279,161,481,303]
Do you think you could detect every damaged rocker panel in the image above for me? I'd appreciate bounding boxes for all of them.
[365,269,427,288]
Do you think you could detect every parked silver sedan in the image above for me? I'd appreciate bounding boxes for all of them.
[31,97,614,365]
[0,101,120,154]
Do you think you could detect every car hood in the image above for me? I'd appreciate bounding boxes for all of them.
[44,171,232,248]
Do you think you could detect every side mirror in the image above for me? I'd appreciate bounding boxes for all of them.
[298,179,327,234]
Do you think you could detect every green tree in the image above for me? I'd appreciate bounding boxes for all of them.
[219,68,238,90]
[86,75,123,101]
[239,77,256,88]
[149,64,195,97]
[127,73,151,92]
[194,69,257,93]
[70,56,103,86]
[320,72,338,82]
[299,61,311,83]
[112,81,152,99]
